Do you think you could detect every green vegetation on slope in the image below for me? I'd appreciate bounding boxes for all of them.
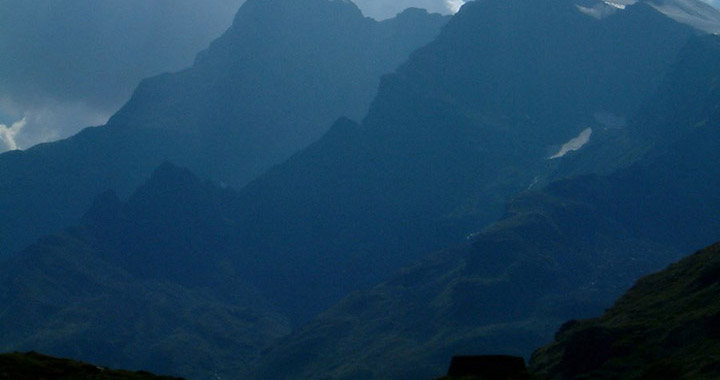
[530,243,720,379]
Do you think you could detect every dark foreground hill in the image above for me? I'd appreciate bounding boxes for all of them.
[0,351,183,380]
[530,242,720,380]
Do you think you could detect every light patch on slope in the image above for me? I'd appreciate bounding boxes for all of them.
[604,1,627,9]
[648,0,720,34]
[549,128,593,159]
[576,3,618,18]
[0,118,26,152]
[576,0,631,19]
[445,0,466,13]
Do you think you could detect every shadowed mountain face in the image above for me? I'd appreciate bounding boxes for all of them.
[0,0,448,257]
[245,33,720,379]
[247,125,720,379]
[530,242,720,380]
[245,174,686,380]
[212,0,713,320]
[0,164,290,380]
[108,0,449,186]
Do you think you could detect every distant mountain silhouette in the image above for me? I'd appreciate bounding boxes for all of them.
[0,0,447,257]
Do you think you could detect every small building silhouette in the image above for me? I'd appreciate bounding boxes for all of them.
[446,355,531,379]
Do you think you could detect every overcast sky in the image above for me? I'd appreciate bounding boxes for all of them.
[2,0,718,152]
[0,0,247,151]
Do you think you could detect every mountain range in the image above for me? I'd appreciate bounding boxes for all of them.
[247,40,720,374]
[0,0,448,257]
[1,0,719,379]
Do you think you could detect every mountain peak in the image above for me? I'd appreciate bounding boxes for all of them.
[224,0,366,39]
[81,190,122,226]
[125,162,212,217]
[148,161,199,188]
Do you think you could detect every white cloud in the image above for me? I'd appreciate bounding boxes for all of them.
[0,118,26,152]
[445,0,466,13]
[0,97,109,152]
[353,0,460,19]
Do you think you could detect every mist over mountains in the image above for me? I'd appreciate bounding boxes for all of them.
[1,0,720,379]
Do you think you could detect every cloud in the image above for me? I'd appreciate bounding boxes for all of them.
[0,118,26,152]
[353,0,462,19]
[445,0,467,13]
[0,97,110,152]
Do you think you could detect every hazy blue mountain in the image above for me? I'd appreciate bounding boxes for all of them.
[0,164,290,380]
[210,0,716,320]
[109,0,448,186]
[0,0,448,257]
[246,32,720,379]
[2,1,719,378]
[530,242,720,379]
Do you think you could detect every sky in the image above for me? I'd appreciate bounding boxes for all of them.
[2,0,718,152]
